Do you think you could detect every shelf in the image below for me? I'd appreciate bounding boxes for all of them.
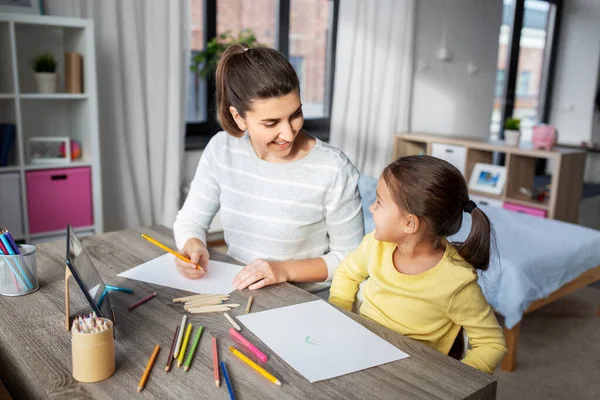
[20,94,88,100]
[0,166,21,173]
[505,193,549,210]
[0,94,15,99]
[29,225,95,240]
[468,190,503,201]
[24,161,92,171]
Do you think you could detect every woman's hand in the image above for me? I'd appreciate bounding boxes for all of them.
[232,259,289,290]
[175,238,209,279]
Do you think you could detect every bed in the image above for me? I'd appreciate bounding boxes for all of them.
[358,175,600,371]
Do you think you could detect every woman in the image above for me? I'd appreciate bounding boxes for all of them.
[174,44,364,293]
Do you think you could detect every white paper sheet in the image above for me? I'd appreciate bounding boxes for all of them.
[237,300,409,382]
[117,254,243,294]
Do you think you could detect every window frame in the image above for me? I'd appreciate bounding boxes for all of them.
[498,0,563,140]
[185,0,340,150]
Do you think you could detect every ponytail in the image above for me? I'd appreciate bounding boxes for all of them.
[215,43,300,137]
[455,207,495,271]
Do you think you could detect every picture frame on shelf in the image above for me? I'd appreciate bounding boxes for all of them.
[468,163,507,196]
[28,136,71,165]
[0,0,41,15]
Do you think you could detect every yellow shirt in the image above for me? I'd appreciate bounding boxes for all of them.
[329,233,507,374]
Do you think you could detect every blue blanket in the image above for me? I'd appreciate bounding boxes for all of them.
[358,176,600,328]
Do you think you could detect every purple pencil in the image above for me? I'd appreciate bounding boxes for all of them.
[128,292,157,311]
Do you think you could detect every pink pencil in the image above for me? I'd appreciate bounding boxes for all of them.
[229,328,268,362]
[128,292,157,311]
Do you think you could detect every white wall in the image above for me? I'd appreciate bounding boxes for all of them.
[410,0,502,138]
[549,0,600,146]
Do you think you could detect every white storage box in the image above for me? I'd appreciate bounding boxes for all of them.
[0,173,25,239]
[431,143,467,176]
[469,194,504,209]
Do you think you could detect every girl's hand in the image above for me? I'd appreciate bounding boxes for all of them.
[175,238,209,279]
[232,259,289,290]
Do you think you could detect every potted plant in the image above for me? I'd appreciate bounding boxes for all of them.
[31,53,58,94]
[504,117,521,147]
[190,29,264,79]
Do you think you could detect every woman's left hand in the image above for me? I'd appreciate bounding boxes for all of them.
[232,259,288,290]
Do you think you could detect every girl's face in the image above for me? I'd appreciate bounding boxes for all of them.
[230,90,304,163]
[369,177,415,243]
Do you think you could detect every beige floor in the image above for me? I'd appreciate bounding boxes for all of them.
[494,287,600,400]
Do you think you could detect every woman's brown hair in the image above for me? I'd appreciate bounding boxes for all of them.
[382,156,495,270]
[215,43,300,137]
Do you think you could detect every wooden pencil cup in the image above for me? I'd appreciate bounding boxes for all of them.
[72,319,115,382]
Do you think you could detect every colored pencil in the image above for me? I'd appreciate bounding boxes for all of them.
[141,233,202,270]
[97,288,108,308]
[212,336,220,387]
[105,285,133,293]
[224,313,241,331]
[221,361,236,400]
[173,315,187,358]
[2,230,20,254]
[173,294,229,303]
[245,296,253,314]
[177,323,193,368]
[184,325,204,371]
[165,325,180,372]
[229,346,281,386]
[138,345,160,392]
[128,292,157,311]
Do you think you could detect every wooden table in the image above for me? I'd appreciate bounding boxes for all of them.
[0,227,497,399]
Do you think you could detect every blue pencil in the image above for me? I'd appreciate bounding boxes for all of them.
[2,230,20,254]
[105,285,133,293]
[97,288,108,307]
[221,361,236,400]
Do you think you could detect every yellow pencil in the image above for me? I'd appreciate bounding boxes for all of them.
[141,234,202,270]
[177,323,193,368]
[229,346,281,386]
[138,345,160,392]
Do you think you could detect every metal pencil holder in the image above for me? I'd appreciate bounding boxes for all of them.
[0,244,39,296]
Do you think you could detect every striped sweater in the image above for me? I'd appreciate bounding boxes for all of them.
[173,131,364,288]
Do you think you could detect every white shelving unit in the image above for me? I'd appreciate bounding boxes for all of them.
[0,13,102,243]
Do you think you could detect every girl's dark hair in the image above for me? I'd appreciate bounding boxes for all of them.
[382,155,495,270]
[215,43,300,137]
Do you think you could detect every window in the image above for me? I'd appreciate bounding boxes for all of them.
[186,0,339,150]
[490,0,560,142]
[495,70,506,98]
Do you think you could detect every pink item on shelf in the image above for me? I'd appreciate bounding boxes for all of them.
[532,124,557,151]
[503,202,547,218]
[229,328,268,362]
[26,167,93,234]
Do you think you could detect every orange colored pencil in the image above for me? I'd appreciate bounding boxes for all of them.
[212,336,220,387]
[141,234,202,270]
[138,345,160,392]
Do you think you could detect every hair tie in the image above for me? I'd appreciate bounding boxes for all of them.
[464,200,477,214]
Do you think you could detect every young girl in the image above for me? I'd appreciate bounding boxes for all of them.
[329,156,507,373]
[174,44,364,294]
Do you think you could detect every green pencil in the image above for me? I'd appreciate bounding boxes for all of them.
[184,325,204,371]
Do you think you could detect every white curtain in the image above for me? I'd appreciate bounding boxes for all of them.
[329,0,415,178]
[44,0,189,231]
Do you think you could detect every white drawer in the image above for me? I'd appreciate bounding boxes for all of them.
[0,173,25,239]
[469,194,503,209]
[431,143,467,176]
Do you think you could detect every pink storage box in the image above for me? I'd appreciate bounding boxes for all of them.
[503,202,547,218]
[26,167,93,234]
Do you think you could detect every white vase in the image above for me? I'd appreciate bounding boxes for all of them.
[504,129,520,147]
[35,73,57,94]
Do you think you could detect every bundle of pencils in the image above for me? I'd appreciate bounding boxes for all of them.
[172,294,240,314]
[71,312,111,334]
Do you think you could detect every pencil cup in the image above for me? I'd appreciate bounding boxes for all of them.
[0,244,39,296]
[72,319,115,382]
